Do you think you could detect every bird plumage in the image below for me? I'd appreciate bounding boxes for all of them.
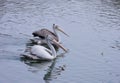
[32,28,58,41]
[21,35,67,60]
[31,45,54,60]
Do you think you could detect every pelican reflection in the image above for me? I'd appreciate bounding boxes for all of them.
[20,54,66,83]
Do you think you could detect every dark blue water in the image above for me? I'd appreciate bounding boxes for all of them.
[0,0,120,83]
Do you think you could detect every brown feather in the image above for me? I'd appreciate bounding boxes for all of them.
[32,28,58,41]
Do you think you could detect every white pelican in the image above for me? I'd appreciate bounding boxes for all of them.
[32,24,69,44]
[22,35,68,60]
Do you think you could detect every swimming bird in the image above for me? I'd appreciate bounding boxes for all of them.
[22,35,68,60]
[32,24,69,43]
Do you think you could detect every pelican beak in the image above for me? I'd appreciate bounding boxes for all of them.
[57,26,69,37]
[52,39,68,52]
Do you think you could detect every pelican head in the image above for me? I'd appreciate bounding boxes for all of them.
[53,24,69,37]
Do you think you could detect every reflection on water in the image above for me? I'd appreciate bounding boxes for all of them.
[21,56,66,83]
[0,0,120,83]
[43,59,66,83]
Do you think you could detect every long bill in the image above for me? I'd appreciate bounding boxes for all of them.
[52,39,68,52]
[57,26,69,37]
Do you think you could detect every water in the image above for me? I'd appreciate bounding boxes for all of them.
[0,0,120,83]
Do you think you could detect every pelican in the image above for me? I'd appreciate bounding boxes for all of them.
[22,35,68,60]
[32,24,69,44]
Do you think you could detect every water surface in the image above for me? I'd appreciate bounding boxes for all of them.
[0,0,120,83]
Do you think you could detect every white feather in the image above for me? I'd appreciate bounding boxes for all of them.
[31,45,54,60]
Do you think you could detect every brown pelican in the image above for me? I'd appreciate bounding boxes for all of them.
[32,24,69,43]
[22,35,68,60]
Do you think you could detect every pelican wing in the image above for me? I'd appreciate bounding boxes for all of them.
[31,45,54,60]
[45,48,52,55]
[32,29,58,41]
